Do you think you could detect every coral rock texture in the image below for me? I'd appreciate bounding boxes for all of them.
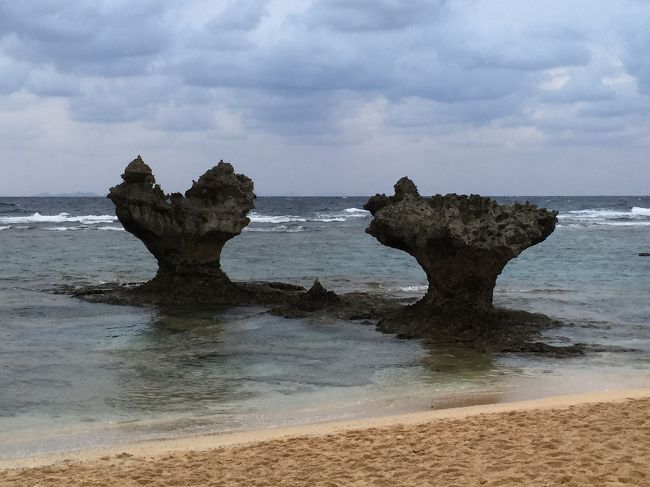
[364,177,557,317]
[108,156,254,300]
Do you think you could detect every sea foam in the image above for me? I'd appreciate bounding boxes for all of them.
[96,226,125,231]
[244,225,306,233]
[44,226,80,231]
[631,206,650,216]
[249,213,307,224]
[249,208,369,225]
[397,285,428,292]
[343,208,369,215]
[0,212,118,225]
[558,206,650,226]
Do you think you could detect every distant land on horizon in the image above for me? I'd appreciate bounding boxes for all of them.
[30,192,103,197]
[1,192,648,198]
[11,193,650,198]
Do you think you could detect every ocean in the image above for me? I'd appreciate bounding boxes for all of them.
[1,195,650,459]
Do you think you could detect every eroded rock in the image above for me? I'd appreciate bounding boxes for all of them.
[108,156,255,302]
[78,163,578,354]
[364,177,557,328]
[269,279,341,317]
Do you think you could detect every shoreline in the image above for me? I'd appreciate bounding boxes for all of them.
[3,387,649,471]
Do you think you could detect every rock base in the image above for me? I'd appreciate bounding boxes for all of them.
[66,280,584,356]
[71,278,305,307]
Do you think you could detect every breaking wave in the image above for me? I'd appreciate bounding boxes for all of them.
[558,221,650,228]
[43,225,125,232]
[395,285,428,292]
[96,226,125,231]
[249,213,306,224]
[244,225,306,233]
[342,208,369,215]
[249,208,369,225]
[495,287,574,294]
[2,224,124,232]
[0,212,117,225]
[558,207,650,227]
[1,209,368,227]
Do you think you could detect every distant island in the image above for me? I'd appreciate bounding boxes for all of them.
[31,192,102,197]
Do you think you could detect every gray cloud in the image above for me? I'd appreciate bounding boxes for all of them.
[25,67,81,97]
[621,25,650,95]
[0,0,172,75]
[0,55,28,94]
[1,0,650,195]
[303,0,447,32]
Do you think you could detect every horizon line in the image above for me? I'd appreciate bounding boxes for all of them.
[2,193,650,198]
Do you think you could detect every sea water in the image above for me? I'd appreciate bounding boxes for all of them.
[1,196,649,458]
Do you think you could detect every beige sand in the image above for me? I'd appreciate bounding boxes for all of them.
[2,388,650,486]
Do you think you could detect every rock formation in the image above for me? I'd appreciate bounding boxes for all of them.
[269,279,342,318]
[364,177,557,327]
[75,164,580,354]
[108,156,255,302]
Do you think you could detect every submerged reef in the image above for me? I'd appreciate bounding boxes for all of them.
[363,177,558,337]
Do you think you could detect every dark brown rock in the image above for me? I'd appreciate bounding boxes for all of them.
[364,177,557,331]
[108,156,255,302]
[269,279,341,317]
[301,279,340,307]
[75,163,578,355]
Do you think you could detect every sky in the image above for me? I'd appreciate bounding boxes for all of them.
[0,0,649,196]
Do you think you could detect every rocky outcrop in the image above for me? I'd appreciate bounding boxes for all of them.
[74,165,579,354]
[295,279,340,311]
[269,279,341,318]
[108,156,255,302]
[364,177,557,330]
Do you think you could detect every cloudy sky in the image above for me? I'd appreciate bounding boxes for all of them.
[0,0,649,196]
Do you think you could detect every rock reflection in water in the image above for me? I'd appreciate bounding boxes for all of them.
[107,306,240,414]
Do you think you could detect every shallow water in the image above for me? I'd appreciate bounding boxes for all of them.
[1,196,649,458]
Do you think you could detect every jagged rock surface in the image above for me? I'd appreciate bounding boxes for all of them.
[269,279,341,317]
[364,177,558,330]
[108,156,255,302]
[81,162,579,354]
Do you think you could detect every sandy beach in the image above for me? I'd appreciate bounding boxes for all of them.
[2,388,649,486]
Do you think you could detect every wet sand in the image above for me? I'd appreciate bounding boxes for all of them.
[1,388,649,486]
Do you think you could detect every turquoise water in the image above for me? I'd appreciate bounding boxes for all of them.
[1,196,649,458]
